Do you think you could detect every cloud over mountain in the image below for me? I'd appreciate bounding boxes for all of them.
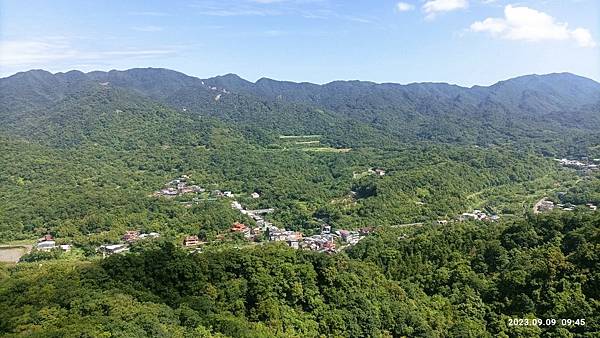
[471,5,596,48]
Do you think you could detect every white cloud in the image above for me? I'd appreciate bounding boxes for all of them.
[470,5,596,48]
[423,0,468,19]
[0,40,79,66]
[471,18,505,34]
[571,27,596,48]
[0,39,177,68]
[396,2,415,12]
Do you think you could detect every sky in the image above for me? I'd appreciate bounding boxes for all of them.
[0,0,598,86]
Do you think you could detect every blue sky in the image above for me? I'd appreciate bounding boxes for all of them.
[0,0,598,86]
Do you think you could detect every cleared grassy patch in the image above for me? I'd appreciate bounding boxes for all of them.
[295,141,320,145]
[302,147,352,153]
[0,245,31,263]
[279,135,322,139]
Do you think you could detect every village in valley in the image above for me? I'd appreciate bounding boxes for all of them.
[144,174,507,255]
[5,154,598,262]
[58,153,593,260]
[75,174,376,258]
[226,199,374,253]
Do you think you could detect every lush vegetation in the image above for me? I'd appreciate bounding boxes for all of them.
[1,212,599,337]
[0,131,573,243]
[1,68,599,336]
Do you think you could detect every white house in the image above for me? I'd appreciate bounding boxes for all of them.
[37,240,56,251]
[99,244,129,257]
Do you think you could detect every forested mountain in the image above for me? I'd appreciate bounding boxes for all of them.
[2,213,598,337]
[2,68,599,149]
[0,83,234,150]
[1,68,599,337]
[0,69,393,149]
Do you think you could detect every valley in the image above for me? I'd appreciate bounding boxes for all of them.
[0,68,599,337]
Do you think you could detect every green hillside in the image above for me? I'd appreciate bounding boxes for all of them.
[0,68,599,337]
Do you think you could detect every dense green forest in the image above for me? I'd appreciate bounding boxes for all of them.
[1,131,572,243]
[1,213,598,337]
[1,68,599,336]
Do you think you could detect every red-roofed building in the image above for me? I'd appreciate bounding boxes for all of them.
[123,230,140,242]
[38,234,54,242]
[231,222,248,232]
[323,240,336,250]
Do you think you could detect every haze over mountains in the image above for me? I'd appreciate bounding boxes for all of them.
[1,68,599,151]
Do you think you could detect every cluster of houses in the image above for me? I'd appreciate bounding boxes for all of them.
[260,224,373,252]
[302,235,335,251]
[181,220,266,249]
[232,198,376,252]
[122,230,160,242]
[153,175,205,198]
[152,175,252,205]
[457,210,500,222]
[98,231,160,257]
[36,234,71,252]
[32,231,162,258]
[306,225,375,252]
[338,228,371,245]
[556,158,600,172]
[179,197,375,253]
[267,227,304,248]
[535,198,597,213]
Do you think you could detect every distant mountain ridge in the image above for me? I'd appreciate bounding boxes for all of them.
[4,68,599,106]
[1,67,599,149]
[3,68,599,112]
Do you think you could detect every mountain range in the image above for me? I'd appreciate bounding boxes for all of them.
[2,68,600,338]
[1,68,599,151]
